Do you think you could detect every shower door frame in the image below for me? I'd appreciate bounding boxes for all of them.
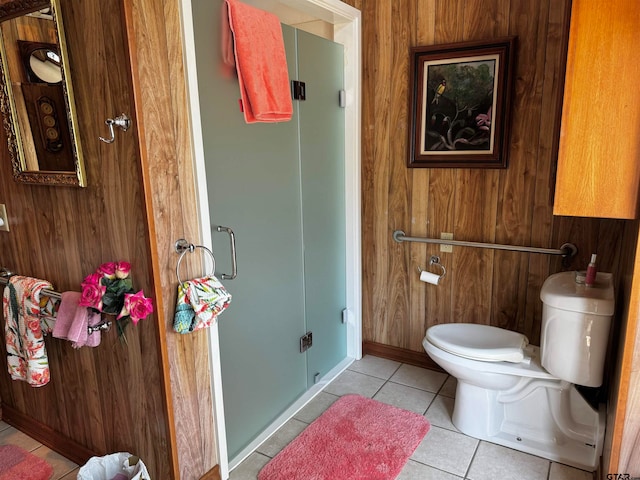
[180,1,362,478]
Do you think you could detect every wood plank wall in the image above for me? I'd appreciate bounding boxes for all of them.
[605,220,640,474]
[0,0,175,477]
[0,0,217,478]
[124,0,218,477]
[345,0,630,357]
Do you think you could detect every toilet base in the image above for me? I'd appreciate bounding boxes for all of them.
[452,380,605,471]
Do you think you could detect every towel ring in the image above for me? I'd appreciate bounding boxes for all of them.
[174,239,216,285]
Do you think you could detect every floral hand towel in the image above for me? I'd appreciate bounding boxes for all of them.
[173,275,231,334]
[3,276,52,386]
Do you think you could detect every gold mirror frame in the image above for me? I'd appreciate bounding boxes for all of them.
[0,0,86,187]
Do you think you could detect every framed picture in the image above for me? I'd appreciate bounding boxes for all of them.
[408,37,516,168]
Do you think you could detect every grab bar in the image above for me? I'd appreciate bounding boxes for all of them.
[392,230,578,258]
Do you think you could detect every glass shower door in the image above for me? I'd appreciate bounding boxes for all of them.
[297,30,347,386]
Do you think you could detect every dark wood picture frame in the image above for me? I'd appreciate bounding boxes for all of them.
[408,37,516,168]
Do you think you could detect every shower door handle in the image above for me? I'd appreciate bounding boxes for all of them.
[216,225,237,280]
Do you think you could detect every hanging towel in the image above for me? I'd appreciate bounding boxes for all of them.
[222,0,293,123]
[3,276,52,386]
[53,292,102,348]
[67,305,100,349]
[173,275,231,334]
[53,291,81,340]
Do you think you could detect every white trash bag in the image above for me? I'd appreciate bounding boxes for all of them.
[77,452,151,480]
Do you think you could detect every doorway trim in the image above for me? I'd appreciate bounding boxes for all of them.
[179,1,361,478]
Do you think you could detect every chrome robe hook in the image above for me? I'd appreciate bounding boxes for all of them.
[99,114,131,143]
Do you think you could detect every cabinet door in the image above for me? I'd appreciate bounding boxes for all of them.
[554,0,640,219]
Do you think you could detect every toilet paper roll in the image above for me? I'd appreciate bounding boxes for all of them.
[420,270,441,285]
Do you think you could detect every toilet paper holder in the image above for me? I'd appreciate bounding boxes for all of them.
[426,255,446,279]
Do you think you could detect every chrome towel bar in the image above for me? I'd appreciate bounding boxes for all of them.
[393,230,578,258]
[0,268,62,300]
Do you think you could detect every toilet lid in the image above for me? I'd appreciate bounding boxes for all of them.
[426,323,529,363]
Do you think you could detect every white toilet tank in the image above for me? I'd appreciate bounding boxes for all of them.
[540,271,615,387]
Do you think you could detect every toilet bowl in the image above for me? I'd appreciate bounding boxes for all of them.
[423,271,615,471]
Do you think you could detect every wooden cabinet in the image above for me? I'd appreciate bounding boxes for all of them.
[553,0,640,219]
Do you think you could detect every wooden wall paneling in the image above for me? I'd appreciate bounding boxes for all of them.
[550,216,601,274]
[364,0,393,345]
[359,0,378,343]
[388,0,413,350]
[523,0,571,342]
[451,170,498,324]
[491,0,546,335]
[67,0,170,472]
[420,0,453,331]
[619,367,640,474]
[455,1,508,329]
[124,0,217,477]
[408,0,436,350]
[419,1,461,331]
[603,220,638,472]
[359,0,603,355]
[607,222,640,475]
[596,219,626,279]
[0,0,176,476]
[122,0,184,475]
[59,0,119,456]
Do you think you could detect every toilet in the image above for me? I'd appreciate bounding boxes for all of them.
[423,271,615,471]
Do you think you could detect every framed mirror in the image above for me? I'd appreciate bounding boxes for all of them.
[0,0,86,187]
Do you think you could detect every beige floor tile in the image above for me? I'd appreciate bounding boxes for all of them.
[549,462,594,480]
[294,391,339,424]
[256,418,307,458]
[397,459,464,480]
[230,452,271,480]
[390,364,448,393]
[373,381,435,414]
[424,395,458,431]
[439,375,457,397]
[0,426,42,451]
[32,445,78,479]
[59,467,80,479]
[348,354,401,379]
[324,369,385,397]
[467,441,550,480]
[410,425,479,477]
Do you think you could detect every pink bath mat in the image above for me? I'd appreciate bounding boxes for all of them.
[258,394,430,480]
[0,445,53,480]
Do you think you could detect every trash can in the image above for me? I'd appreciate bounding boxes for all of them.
[77,452,150,480]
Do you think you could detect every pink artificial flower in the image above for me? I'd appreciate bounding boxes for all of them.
[119,290,154,324]
[97,262,117,279]
[115,261,131,279]
[79,273,106,310]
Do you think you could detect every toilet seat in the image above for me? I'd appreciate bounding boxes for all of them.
[426,323,529,363]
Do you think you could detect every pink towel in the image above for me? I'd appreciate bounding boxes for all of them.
[53,291,81,339]
[222,0,293,123]
[53,291,101,348]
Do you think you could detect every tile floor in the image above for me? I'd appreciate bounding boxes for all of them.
[0,420,79,478]
[230,355,597,480]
